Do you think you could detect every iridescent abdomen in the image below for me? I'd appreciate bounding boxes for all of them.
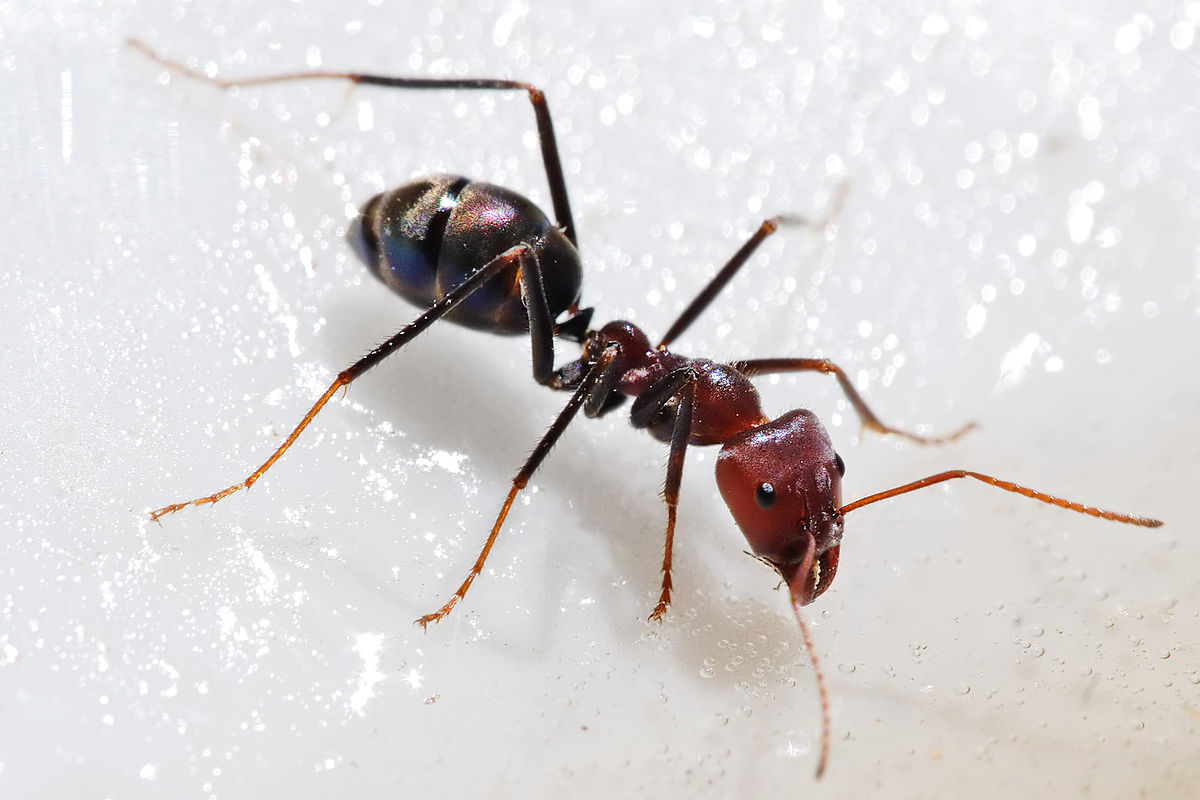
[347,175,582,334]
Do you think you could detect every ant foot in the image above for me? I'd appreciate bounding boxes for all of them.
[946,420,979,441]
[413,613,438,630]
[148,482,249,522]
[867,418,979,446]
[414,600,457,630]
[148,503,185,522]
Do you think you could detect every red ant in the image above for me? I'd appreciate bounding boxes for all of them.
[131,39,1164,777]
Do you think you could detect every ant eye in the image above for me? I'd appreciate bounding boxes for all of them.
[755,482,776,509]
[834,452,845,477]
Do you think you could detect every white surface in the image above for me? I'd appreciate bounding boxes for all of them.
[1,1,1196,797]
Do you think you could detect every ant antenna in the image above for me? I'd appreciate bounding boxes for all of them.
[791,601,831,779]
[840,470,1163,527]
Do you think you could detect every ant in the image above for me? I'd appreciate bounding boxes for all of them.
[130,39,1163,778]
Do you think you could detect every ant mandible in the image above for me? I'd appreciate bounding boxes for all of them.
[131,39,1163,778]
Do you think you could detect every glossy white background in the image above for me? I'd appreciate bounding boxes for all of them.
[1,1,1196,797]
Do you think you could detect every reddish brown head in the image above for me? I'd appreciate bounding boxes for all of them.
[715,409,845,606]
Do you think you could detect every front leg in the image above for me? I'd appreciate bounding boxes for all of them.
[731,357,975,444]
[416,343,624,627]
[630,368,699,622]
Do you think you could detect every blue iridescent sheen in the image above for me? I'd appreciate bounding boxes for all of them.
[379,226,437,300]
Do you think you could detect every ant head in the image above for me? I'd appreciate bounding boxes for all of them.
[715,409,845,606]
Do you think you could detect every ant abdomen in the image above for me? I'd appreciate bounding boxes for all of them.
[347,175,583,333]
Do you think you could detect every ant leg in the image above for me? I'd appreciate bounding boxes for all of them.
[657,184,848,350]
[127,38,578,246]
[657,217,796,350]
[516,246,556,386]
[630,368,699,621]
[731,358,976,445]
[416,343,623,628]
[151,245,533,521]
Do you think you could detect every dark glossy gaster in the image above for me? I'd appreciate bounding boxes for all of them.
[347,176,584,337]
[133,39,1164,780]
